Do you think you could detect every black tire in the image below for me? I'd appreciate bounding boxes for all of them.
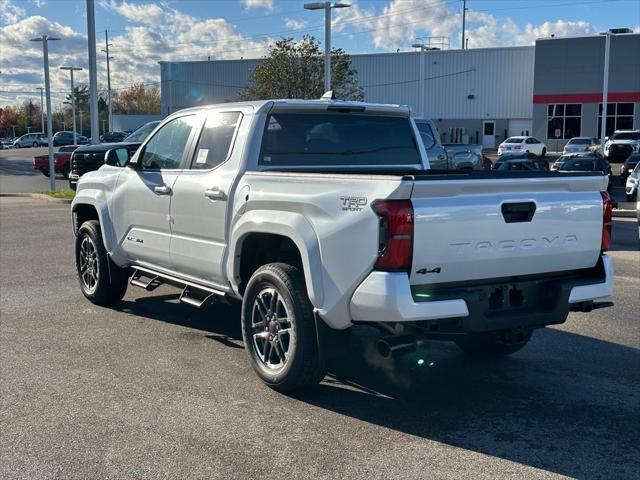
[75,220,128,306]
[40,168,50,177]
[61,163,70,179]
[32,141,38,147]
[455,329,533,357]
[241,263,326,392]
[540,147,546,158]
[627,193,636,201]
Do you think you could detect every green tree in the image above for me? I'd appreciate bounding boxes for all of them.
[112,83,161,115]
[238,36,364,101]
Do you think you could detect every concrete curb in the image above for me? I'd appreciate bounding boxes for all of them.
[612,209,637,218]
[0,193,73,204]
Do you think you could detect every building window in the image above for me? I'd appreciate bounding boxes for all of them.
[598,103,635,138]
[547,104,581,140]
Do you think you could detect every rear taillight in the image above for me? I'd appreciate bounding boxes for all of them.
[600,192,613,253]
[372,200,413,272]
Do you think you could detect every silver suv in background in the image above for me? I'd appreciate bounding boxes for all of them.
[414,118,485,170]
[13,133,46,148]
[604,130,640,162]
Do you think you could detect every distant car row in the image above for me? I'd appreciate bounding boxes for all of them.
[3,129,146,149]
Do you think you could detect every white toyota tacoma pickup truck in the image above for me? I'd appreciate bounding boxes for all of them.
[71,98,614,391]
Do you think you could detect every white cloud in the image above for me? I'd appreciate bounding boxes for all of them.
[0,0,26,25]
[284,18,307,30]
[242,0,273,11]
[98,0,165,26]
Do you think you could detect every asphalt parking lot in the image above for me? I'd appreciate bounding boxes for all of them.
[0,197,638,479]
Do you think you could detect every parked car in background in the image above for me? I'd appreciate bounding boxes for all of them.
[68,120,160,190]
[625,162,639,200]
[603,130,640,162]
[414,119,486,170]
[563,137,599,154]
[52,131,89,146]
[496,158,548,171]
[498,136,547,158]
[33,145,79,178]
[13,133,45,148]
[620,152,640,182]
[552,153,613,193]
[100,131,127,143]
[492,152,548,170]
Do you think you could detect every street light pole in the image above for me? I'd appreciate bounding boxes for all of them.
[11,125,16,140]
[78,110,84,137]
[599,31,612,156]
[102,30,113,132]
[86,0,99,144]
[31,34,59,191]
[60,66,83,145]
[304,2,350,93]
[412,43,427,117]
[36,87,44,133]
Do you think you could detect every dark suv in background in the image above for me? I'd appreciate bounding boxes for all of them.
[69,121,160,190]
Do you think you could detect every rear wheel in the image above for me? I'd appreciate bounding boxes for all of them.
[39,168,50,177]
[455,329,533,357]
[75,220,128,306]
[32,141,38,147]
[241,263,326,391]
[61,163,70,179]
[627,192,636,201]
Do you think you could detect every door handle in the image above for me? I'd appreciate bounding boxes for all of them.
[204,188,226,201]
[154,184,172,195]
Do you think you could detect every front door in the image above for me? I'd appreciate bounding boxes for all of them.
[110,114,199,270]
[169,110,243,287]
[483,121,496,148]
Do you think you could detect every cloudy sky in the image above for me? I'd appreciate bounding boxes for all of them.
[1,0,639,107]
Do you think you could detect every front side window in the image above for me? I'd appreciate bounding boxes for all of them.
[259,113,420,167]
[547,103,581,140]
[140,115,197,170]
[189,111,241,170]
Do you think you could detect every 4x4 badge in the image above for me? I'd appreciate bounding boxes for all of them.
[416,267,441,274]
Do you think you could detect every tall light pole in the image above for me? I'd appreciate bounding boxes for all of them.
[412,43,427,118]
[60,66,83,145]
[86,0,99,144]
[31,34,59,191]
[461,0,468,49]
[304,2,350,93]
[11,125,17,140]
[78,110,84,137]
[36,87,44,133]
[599,31,612,156]
[102,30,113,132]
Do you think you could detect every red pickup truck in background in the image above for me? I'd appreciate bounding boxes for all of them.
[33,145,79,178]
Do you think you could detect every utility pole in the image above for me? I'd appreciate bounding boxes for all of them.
[30,34,59,191]
[86,0,99,144]
[412,43,427,118]
[461,0,467,49]
[36,87,44,133]
[102,30,113,132]
[60,66,83,145]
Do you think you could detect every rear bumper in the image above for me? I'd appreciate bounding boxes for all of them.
[350,255,613,331]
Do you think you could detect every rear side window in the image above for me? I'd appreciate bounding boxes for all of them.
[190,111,241,170]
[259,113,420,167]
[415,120,436,149]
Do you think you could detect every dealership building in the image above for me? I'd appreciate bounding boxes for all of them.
[160,31,639,149]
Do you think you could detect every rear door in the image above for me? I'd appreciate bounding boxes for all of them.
[409,175,605,285]
[110,114,199,270]
[168,110,243,286]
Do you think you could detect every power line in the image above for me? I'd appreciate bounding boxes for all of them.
[361,68,476,88]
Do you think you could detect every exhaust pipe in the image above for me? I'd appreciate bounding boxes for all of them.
[377,335,417,358]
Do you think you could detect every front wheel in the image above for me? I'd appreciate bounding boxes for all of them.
[627,193,636,201]
[75,220,129,306]
[455,329,533,357]
[540,147,546,158]
[61,163,70,179]
[241,263,326,392]
[32,141,38,147]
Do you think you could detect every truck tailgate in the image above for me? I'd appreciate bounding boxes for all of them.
[409,175,606,285]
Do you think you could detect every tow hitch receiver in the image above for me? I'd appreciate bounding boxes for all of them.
[570,301,614,312]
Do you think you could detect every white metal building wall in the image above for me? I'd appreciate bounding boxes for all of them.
[160,46,534,120]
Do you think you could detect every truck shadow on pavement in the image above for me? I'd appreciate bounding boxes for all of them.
[298,326,640,479]
[117,292,639,479]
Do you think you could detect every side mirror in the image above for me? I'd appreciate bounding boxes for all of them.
[105,147,130,167]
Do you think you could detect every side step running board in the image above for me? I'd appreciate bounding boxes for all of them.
[129,266,226,308]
